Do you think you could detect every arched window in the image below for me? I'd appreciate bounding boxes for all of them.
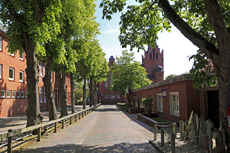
[156,53,158,59]
[150,53,152,59]
[153,50,155,59]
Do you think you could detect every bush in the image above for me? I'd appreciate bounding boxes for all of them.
[75,100,83,105]
[142,97,154,117]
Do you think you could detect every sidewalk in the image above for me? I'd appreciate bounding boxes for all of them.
[0,105,88,134]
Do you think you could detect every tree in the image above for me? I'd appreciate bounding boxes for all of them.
[110,50,152,105]
[100,0,230,151]
[165,74,177,80]
[74,88,83,100]
[0,0,61,127]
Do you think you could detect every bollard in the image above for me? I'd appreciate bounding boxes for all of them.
[79,113,81,119]
[54,122,57,133]
[37,127,41,142]
[70,116,72,125]
[8,129,12,153]
[82,112,84,117]
[62,120,65,129]
[154,125,157,140]
[173,122,177,138]
[171,133,176,153]
[75,114,77,122]
[161,128,164,146]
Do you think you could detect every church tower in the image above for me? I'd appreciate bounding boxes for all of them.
[142,44,164,83]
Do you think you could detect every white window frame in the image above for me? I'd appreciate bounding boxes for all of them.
[9,53,14,56]
[19,52,24,60]
[19,71,24,82]
[0,37,2,51]
[21,91,24,98]
[12,91,16,98]
[0,64,2,79]
[25,91,27,98]
[40,87,43,103]
[170,92,180,117]
[7,90,11,98]
[157,93,163,113]
[40,62,43,77]
[17,91,20,98]
[1,90,5,98]
[9,67,14,81]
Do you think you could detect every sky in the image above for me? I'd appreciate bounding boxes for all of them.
[95,1,198,78]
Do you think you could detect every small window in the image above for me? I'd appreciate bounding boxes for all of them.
[9,67,14,81]
[153,50,155,59]
[25,91,28,98]
[9,52,14,56]
[157,93,163,112]
[104,79,108,88]
[19,71,24,82]
[7,90,11,98]
[110,94,115,99]
[156,53,158,59]
[21,91,24,98]
[0,37,2,51]
[40,87,43,103]
[0,64,2,79]
[105,94,108,99]
[116,94,120,99]
[170,92,179,116]
[17,91,20,98]
[19,52,24,60]
[1,90,5,98]
[150,53,152,59]
[12,91,16,98]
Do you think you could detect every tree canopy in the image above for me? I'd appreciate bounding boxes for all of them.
[110,50,151,104]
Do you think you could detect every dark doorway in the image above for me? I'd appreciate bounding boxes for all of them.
[207,90,219,128]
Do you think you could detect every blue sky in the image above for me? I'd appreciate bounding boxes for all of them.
[95,1,198,78]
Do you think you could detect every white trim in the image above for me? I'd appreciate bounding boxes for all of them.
[25,91,27,98]
[40,87,43,103]
[19,71,24,82]
[0,64,2,79]
[1,90,5,98]
[0,37,2,51]
[7,90,11,98]
[9,53,14,56]
[12,91,16,98]
[19,52,24,60]
[170,92,180,117]
[9,67,14,81]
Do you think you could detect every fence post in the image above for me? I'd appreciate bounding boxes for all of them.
[82,112,84,117]
[75,114,77,122]
[37,127,41,142]
[8,129,12,153]
[62,120,65,129]
[70,116,72,125]
[161,128,164,146]
[79,113,81,119]
[171,133,176,153]
[154,125,157,140]
[54,122,57,133]
[173,122,177,138]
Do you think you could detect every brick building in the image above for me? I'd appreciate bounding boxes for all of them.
[98,56,125,103]
[142,44,164,83]
[0,23,71,117]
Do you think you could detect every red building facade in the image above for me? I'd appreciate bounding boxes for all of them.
[142,45,164,83]
[98,56,125,103]
[0,24,71,117]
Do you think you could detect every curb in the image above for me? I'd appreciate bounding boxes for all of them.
[149,140,165,153]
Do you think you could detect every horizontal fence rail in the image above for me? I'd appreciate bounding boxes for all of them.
[0,103,101,153]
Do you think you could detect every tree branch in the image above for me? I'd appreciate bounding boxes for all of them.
[158,0,219,62]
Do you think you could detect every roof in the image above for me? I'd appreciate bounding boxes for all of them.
[153,65,164,72]
[0,22,7,34]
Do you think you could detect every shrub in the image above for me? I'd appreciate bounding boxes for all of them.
[142,97,154,117]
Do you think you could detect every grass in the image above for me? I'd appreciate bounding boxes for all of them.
[117,102,126,106]
[150,117,170,123]
[121,105,133,111]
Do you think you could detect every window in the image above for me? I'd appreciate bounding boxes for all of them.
[1,90,5,98]
[109,72,112,86]
[40,62,43,76]
[110,94,115,99]
[104,78,108,88]
[7,90,11,98]
[157,93,163,112]
[0,37,2,51]
[12,91,16,98]
[153,50,155,59]
[44,87,46,102]
[0,64,2,79]
[150,53,152,59]
[170,92,179,116]
[156,53,158,59]
[40,87,43,103]
[21,91,24,98]
[116,94,120,99]
[9,53,14,56]
[25,91,28,98]
[105,94,108,99]
[9,67,14,81]
[19,71,24,82]
[17,91,20,98]
[19,52,24,60]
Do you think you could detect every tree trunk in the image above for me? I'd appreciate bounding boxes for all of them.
[56,65,68,117]
[93,80,97,106]
[43,59,57,121]
[88,77,93,107]
[82,77,86,109]
[23,33,43,127]
[70,72,75,113]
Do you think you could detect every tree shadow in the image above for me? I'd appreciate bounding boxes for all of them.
[19,142,156,153]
